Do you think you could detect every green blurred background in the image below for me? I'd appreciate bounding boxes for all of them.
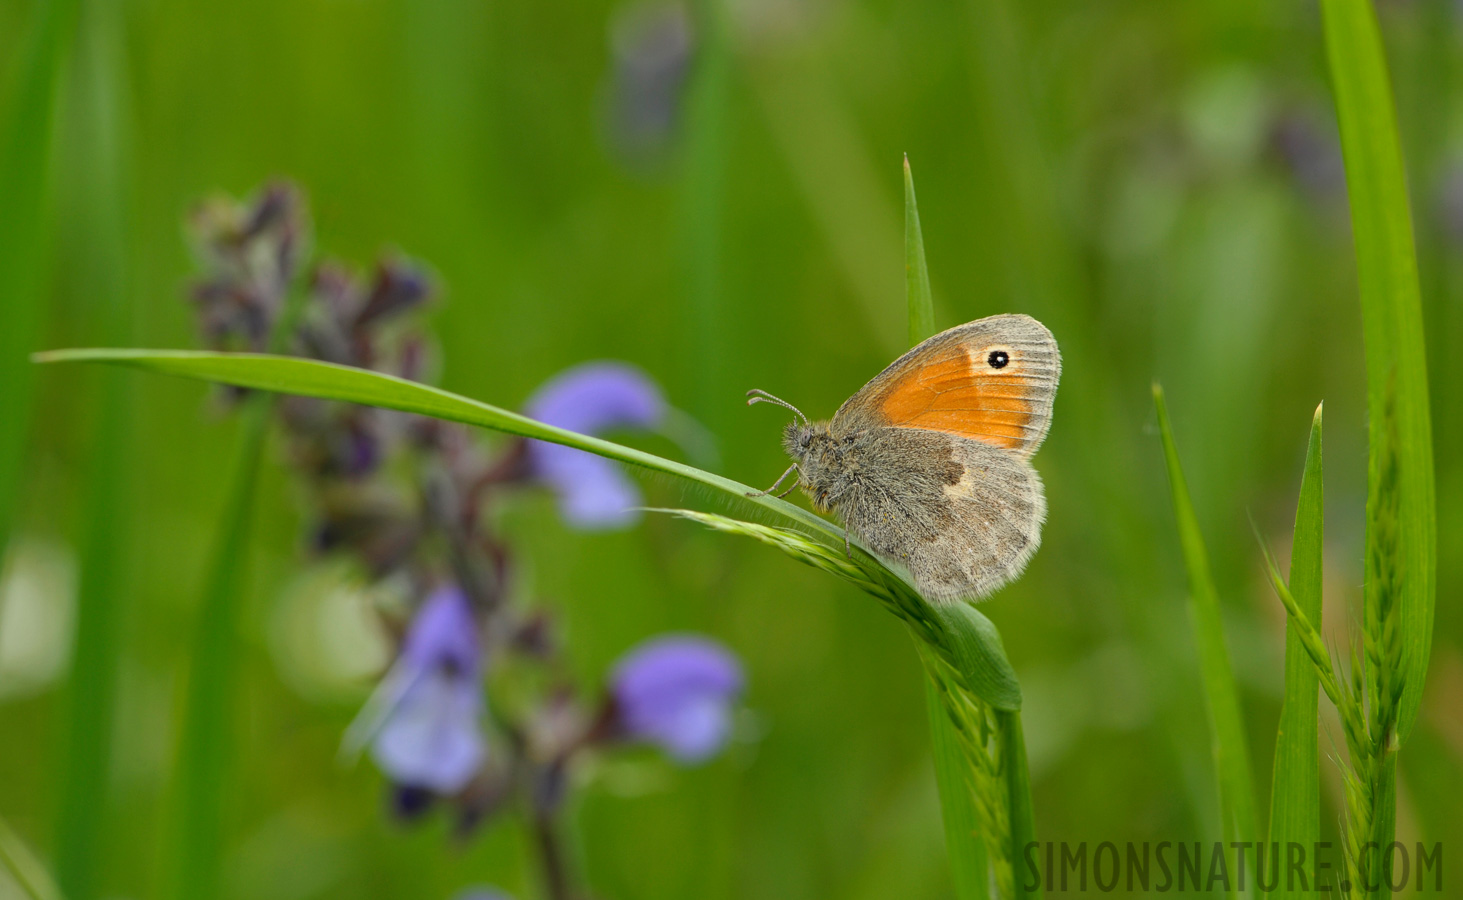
[1,0,1460,897]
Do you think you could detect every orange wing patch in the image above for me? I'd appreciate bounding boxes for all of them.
[876,345,1041,451]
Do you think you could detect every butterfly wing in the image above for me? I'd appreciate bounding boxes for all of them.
[833,314,1060,459]
[841,427,1045,603]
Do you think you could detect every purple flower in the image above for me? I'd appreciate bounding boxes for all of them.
[523,362,666,529]
[345,585,487,794]
[610,635,744,764]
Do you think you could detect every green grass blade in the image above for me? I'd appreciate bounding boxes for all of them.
[905,159,995,896]
[1369,754,1398,898]
[1152,383,1259,890]
[164,281,309,900]
[903,163,1036,897]
[904,155,935,347]
[0,0,80,565]
[905,154,982,895]
[53,380,127,900]
[34,349,851,549]
[51,7,133,898]
[1320,0,1435,746]
[1266,404,1323,900]
[925,679,991,900]
[999,710,1040,900]
[166,397,270,900]
[33,351,1031,708]
[0,813,64,900]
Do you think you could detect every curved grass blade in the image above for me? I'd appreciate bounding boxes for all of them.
[1320,0,1435,747]
[1152,383,1258,893]
[32,350,1028,708]
[1265,404,1323,900]
[35,347,841,540]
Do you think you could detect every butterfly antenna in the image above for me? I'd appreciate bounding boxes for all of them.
[746,389,809,426]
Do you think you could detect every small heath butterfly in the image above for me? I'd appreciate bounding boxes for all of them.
[749,314,1060,603]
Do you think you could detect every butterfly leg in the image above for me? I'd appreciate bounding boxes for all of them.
[843,529,852,559]
[748,463,799,498]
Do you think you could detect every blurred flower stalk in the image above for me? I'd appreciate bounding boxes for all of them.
[187,183,744,899]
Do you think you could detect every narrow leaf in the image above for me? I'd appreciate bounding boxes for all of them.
[903,156,1016,898]
[1266,404,1324,900]
[1152,383,1259,883]
[904,155,935,347]
[166,398,270,900]
[33,349,846,549]
[1320,0,1435,745]
[52,8,134,898]
[164,281,308,899]
[999,710,1041,900]
[0,0,80,572]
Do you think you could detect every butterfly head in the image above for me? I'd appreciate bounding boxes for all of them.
[748,389,846,510]
[782,419,831,463]
[784,421,855,512]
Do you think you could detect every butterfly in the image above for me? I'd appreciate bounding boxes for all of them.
[750,314,1060,603]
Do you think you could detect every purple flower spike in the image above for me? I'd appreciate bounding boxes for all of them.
[523,362,666,529]
[349,585,487,794]
[610,635,744,764]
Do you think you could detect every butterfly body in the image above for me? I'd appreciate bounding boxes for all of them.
[764,314,1059,604]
